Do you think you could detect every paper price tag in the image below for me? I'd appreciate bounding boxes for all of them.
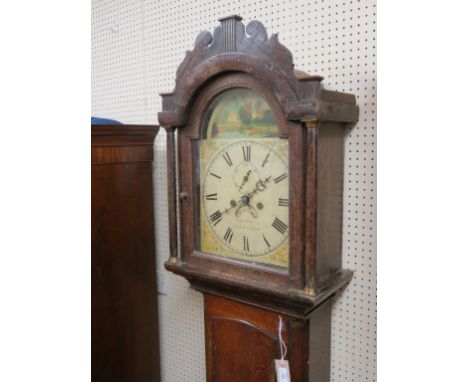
[275,359,291,382]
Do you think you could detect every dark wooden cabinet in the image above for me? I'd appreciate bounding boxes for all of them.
[91,124,161,382]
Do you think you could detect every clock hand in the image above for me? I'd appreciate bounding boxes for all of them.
[221,204,237,216]
[239,170,252,191]
[233,176,272,216]
[245,176,271,200]
[221,199,241,216]
[221,176,272,217]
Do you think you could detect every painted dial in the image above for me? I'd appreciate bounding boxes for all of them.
[201,139,289,257]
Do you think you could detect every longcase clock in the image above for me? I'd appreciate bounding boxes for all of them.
[159,15,358,382]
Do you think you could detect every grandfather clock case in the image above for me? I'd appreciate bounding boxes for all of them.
[159,16,358,382]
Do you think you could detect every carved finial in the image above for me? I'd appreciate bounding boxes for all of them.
[218,15,243,23]
[217,15,243,52]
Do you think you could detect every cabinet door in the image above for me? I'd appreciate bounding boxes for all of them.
[92,125,160,382]
[207,316,278,381]
[204,295,309,382]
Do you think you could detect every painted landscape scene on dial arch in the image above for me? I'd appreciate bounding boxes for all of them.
[206,88,279,139]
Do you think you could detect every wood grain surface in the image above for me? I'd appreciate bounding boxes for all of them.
[91,124,161,382]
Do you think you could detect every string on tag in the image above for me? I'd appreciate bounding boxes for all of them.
[278,315,287,360]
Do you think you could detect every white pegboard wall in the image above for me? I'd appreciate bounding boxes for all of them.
[91,1,376,381]
[91,0,149,124]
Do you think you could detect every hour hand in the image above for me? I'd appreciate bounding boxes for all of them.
[239,170,252,190]
[221,199,240,216]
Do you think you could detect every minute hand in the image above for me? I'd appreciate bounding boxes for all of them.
[245,176,271,200]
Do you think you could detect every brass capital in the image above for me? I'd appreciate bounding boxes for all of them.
[304,121,318,129]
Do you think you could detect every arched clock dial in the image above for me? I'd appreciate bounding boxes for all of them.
[200,138,289,266]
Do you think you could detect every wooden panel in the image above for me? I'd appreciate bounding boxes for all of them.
[209,318,277,381]
[92,124,158,164]
[316,123,345,281]
[204,294,310,382]
[308,300,332,382]
[92,145,155,164]
[91,125,160,382]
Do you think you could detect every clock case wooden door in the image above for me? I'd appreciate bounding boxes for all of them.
[159,16,358,381]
